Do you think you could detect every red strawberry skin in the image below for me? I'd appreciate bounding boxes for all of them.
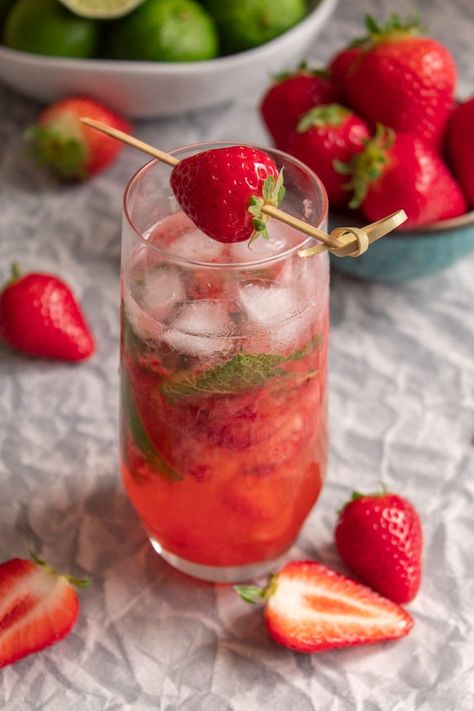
[170,146,279,244]
[0,558,79,669]
[287,104,370,208]
[335,493,423,604]
[342,35,456,148]
[29,97,131,180]
[0,271,95,361]
[264,560,413,653]
[260,70,338,150]
[446,97,474,207]
[352,131,467,228]
[329,47,362,102]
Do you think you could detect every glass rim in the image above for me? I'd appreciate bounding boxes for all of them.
[122,140,329,269]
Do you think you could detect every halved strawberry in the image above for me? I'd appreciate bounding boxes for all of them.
[0,556,88,668]
[236,560,413,653]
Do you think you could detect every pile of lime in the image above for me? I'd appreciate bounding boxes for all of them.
[0,0,308,61]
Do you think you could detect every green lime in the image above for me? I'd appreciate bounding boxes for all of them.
[3,0,99,57]
[204,0,307,54]
[57,0,145,19]
[105,0,219,62]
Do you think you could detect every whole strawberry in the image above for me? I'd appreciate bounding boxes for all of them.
[328,46,362,103]
[0,555,88,668]
[338,124,467,228]
[446,97,474,208]
[287,103,370,208]
[260,66,338,150]
[170,146,285,244]
[331,15,456,148]
[235,560,413,653]
[27,96,131,180]
[0,264,95,361]
[335,490,423,604]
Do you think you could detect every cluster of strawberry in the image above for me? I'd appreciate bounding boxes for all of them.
[0,98,132,361]
[236,490,422,653]
[261,15,474,229]
[0,490,421,666]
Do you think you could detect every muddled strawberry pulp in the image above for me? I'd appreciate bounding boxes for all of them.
[120,212,328,568]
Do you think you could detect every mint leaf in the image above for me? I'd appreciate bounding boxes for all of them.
[160,336,321,404]
[161,352,288,403]
[122,375,183,481]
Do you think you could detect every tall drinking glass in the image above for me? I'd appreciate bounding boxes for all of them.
[120,142,329,582]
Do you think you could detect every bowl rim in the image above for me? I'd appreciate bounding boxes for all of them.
[330,208,474,237]
[0,0,337,73]
[407,209,474,233]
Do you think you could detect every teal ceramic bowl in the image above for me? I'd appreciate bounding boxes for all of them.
[330,211,474,282]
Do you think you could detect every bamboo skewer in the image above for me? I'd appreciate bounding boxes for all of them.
[80,117,407,257]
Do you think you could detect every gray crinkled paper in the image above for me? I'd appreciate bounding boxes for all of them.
[1,0,474,708]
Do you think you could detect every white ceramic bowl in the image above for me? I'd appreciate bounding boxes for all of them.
[0,0,338,118]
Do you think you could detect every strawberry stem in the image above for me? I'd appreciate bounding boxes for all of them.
[335,124,395,209]
[3,262,22,290]
[350,484,389,500]
[30,552,91,588]
[350,14,423,50]
[247,168,285,247]
[297,103,350,132]
[234,573,278,604]
[11,263,21,281]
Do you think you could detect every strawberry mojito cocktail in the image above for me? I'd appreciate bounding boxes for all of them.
[120,143,329,582]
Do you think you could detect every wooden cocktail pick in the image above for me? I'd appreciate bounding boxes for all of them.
[80,117,407,257]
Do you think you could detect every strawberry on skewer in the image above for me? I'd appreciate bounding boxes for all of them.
[235,560,413,653]
[0,555,88,669]
[170,145,285,244]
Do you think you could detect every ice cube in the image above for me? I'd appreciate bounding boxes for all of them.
[227,220,300,264]
[228,232,288,263]
[123,289,165,342]
[238,283,299,326]
[163,300,234,357]
[140,266,185,320]
[238,282,312,349]
[171,228,224,263]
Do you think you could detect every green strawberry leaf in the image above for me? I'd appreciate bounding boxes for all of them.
[122,374,183,481]
[234,573,278,604]
[233,585,267,604]
[252,217,267,232]
[26,126,88,180]
[263,175,275,201]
